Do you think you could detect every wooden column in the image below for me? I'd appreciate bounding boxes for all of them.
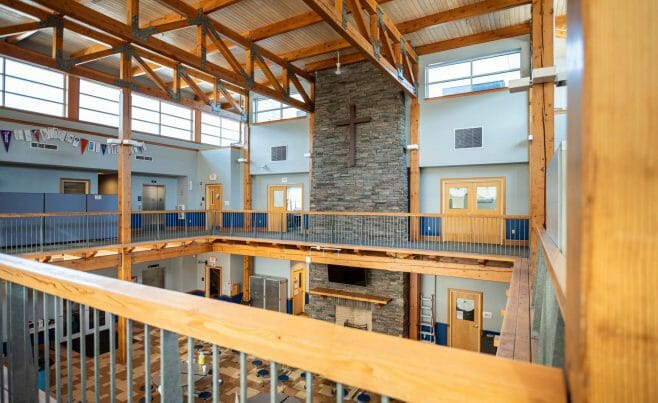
[242,92,253,302]
[116,49,133,364]
[67,75,80,121]
[566,1,657,401]
[194,109,202,143]
[529,0,554,274]
[408,94,420,340]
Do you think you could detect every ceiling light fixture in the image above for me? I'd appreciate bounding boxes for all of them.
[335,50,342,75]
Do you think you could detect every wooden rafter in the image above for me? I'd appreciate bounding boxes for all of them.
[0,21,41,37]
[6,0,313,111]
[397,0,531,34]
[301,0,416,96]
[415,23,531,55]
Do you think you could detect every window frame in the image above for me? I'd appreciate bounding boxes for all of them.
[425,50,522,99]
[200,111,242,147]
[252,93,306,124]
[78,78,121,127]
[1,58,66,117]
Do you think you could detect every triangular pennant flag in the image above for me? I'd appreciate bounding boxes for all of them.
[101,144,107,155]
[1,130,11,152]
[80,138,89,154]
[32,129,41,143]
[24,130,32,142]
[13,130,24,141]
[58,130,66,141]
[72,137,80,147]
[88,141,95,152]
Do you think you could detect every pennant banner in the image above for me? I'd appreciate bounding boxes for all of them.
[1,130,11,152]
[80,138,89,154]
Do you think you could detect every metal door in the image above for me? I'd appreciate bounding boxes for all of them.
[142,185,165,230]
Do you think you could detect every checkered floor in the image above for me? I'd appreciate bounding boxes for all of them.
[46,323,386,402]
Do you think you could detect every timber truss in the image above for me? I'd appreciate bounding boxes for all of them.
[20,235,517,283]
[0,0,316,117]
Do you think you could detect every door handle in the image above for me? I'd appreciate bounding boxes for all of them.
[473,324,479,328]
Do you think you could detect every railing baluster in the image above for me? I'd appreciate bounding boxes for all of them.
[270,361,277,403]
[212,344,220,403]
[110,313,116,403]
[55,297,62,402]
[239,351,247,403]
[145,324,152,403]
[126,318,133,403]
[305,371,313,403]
[7,282,38,400]
[336,382,344,403]
[43,294,50,401]
[160,329,181,401]
[80,304,87,403]
[66,299,72,403]
[187,337,193,403]
[381,396,390,403]
[94,308,100,403]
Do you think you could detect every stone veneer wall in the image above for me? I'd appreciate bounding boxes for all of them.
[308,62,409,337]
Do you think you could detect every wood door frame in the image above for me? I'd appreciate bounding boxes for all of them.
[60,178,90,194]
[447,288,483,352]
[204,265,222,298]
[440,176,506,215]
[266,183,305,211]
[205,184,223,228]
[290,263,306,315]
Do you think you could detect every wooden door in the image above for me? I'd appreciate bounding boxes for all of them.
[448,289,483,352]
[205,184,222,228]
[291,264,305,315]
[268,185,287,232]
[204,265,222,298]
[441,177,505,244]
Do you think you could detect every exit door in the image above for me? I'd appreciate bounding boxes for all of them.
[205,184,223,228]
[448,289,483,352]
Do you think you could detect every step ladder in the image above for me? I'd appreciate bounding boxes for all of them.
[419,294,435,343]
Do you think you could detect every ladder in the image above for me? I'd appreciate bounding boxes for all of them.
[419,294,435,343]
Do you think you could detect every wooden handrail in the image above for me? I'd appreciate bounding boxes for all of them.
[0,209,531,220]
[536,227,567,316]
[0,254,565,402]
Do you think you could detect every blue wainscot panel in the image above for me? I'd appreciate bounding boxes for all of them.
[44,193,87,244]
[222,212,245,228]
[86,194,118,241]
[131,213,142,229]
[420,216,441,237]
[0,192,44,249]
[505,218,530,241]
[186,212,206,227]
[252,212,267,228]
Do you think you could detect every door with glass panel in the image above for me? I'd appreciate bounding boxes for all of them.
[441,177,505,244]
[268,185,287,232]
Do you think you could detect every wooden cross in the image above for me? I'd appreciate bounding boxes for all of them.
[335,104,372,167]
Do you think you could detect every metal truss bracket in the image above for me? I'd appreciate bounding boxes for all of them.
[133,26,156,42]
[341,1,348,29]
[38,14,60,29]
[114,79,138,91]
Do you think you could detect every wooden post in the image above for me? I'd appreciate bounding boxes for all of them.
[242,91,253,302]
[566,1,657,401]
[116,48,133,364]
[194,109,202,143]
[408,93,420,340]
[529,0,554,277]
[67,75,80,121]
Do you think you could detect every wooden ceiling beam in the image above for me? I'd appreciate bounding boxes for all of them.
[0,21,41,37]
[5,29,39,44]
[143,0,241,28]
[301,0,415,96]
[397,0,531,34]
[415,22,531,55]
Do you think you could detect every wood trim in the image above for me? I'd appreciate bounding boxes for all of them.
[67,75,80,121]
[0,254,566,402]
[416,23,531,55]
[59,178,90,194]
[309,287,391,307]
[251,115,308,126]
[535,227,566,317]
[497,258,531,360]
[424,87,509,102]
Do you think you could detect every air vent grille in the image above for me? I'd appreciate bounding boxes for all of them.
[135,155,153,161]
[271,145,287,161]
[455,127,483,149]
[30,142,58,151]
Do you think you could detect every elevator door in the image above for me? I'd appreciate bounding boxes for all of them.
[142,185,165,230]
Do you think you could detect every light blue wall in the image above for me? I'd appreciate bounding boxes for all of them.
[196,148,242,210]
[418,36,531,167]
[253,257,291,297]
[0,165,99,193]
[252,173,310,211]
[420,163,529,215]
[250,118,310,175]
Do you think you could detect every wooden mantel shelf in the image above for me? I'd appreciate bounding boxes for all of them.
[309,287,392,307]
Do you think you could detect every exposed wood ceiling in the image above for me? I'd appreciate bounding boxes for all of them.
[0,0,567,110]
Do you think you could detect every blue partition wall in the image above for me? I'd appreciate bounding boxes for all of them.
[44,194,87,244]
[86,194,118,241]
[0,193,44,248]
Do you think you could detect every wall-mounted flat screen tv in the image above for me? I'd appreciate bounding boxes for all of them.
[327,265,367,287]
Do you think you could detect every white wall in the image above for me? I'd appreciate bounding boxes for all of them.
[421,275,508,332]
[253,257,291,297]
[251,173,310,211]
[418,36,531,168]
[250,118,310,175]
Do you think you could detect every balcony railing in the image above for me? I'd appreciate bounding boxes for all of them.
[0,210,530,258]
[0,253,565,402]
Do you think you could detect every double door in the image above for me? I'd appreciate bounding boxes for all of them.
[267,185,303,232]
[441,177,505,244]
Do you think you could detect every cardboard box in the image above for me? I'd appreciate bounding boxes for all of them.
[230,283,241,297]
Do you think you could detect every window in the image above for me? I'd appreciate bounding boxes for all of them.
[253,93,306,123]
[271,145,287,161]
[1,58,65,116]
[426,51,521,98]
[60,179,90,194]
[132,94,193,140]
[200,112,241,146]
[79,79,120,127]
